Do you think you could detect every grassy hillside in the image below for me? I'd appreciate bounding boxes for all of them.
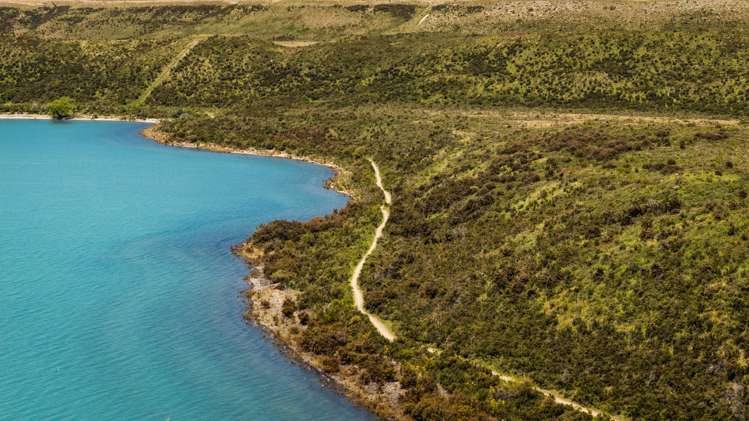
[0,3,418,40]
[162,104,749,419]
[6,29,749,116]
[0,35,175,105]
[149,30,749,114]
[2,2,749,419]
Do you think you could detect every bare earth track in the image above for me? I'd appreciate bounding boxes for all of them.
[134,35,208,107]
[352,158,621,418]
[350,159,396,342]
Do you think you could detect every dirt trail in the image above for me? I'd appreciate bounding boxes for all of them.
[134,35,208,106]
[420,350,624,419]
[464,109,742,128]
[349,159,396,342]
[352,158,621,416]
[272,40,319,48]
[489,369,622,420]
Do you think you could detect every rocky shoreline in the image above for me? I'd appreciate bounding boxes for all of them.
[234,242,406,420]
[142,124,406,420]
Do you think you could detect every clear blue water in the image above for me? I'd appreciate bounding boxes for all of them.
[0,120,373,420]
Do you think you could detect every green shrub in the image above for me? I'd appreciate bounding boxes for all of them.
[47,96,75,119]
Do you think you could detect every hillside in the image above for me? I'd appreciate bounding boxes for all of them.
[163,104,749,420]
[2,2,749,419]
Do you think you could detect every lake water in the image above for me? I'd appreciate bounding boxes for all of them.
[0,120,373,420]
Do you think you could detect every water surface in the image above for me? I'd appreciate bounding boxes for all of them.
[0,120,372,420]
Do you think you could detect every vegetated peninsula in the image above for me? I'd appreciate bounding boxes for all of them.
[2,1,749,419]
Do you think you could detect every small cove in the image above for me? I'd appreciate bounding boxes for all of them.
[0,119,374,420]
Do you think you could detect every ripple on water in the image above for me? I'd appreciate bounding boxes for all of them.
[0,120,373,420]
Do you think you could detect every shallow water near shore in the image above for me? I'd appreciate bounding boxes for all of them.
[0,120,373,420]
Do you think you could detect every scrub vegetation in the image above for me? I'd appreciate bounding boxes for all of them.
[47,96,75,119]
[2,1,749,419]
[163,104,749,420]
[152,31,749,115]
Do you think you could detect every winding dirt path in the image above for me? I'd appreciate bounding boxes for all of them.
[349,159,396,342]
[349,159,621,416]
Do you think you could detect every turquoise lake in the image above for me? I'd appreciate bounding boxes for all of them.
[0,120,373,420]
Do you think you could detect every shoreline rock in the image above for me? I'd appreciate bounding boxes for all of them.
[234,241,407,420]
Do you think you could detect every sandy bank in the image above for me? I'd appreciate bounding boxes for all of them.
[0,113,159,124]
